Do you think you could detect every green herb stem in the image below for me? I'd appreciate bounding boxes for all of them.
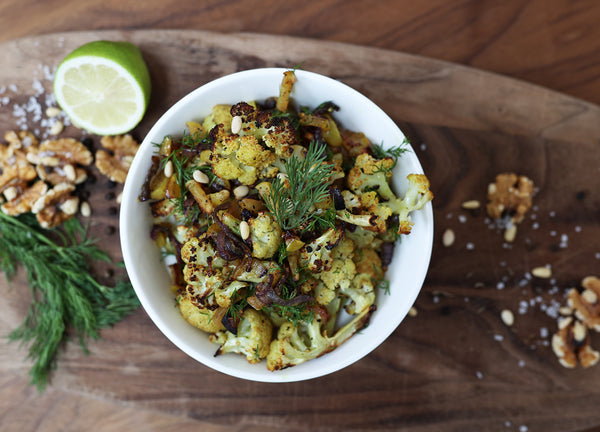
[0,212,139,391]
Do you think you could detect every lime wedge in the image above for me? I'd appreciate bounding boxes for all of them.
[53,40,151,135]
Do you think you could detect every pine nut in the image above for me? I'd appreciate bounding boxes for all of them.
[500,309,514,326]
[164,160,174,178]
[582,289,598,304]
[558,306,573,316]
[193,170,209,184]
[3,186,18,201]
[49,120,64,135]
[408,306,418,317]
[45,106,62,117]
[80,201,91,217]
[573,320,587,342]
[531,266,552,279]
[504,224,517,243]
[231,115,242,134]
[558,316,573,330]
[239,220,250,240]
[442,228,455,247]
[233,185,249,200]
[461,200,480,210]
[63,164,76,182]
[60,198,79,215]
[116,191,123,204]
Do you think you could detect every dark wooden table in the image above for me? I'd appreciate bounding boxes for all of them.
[1,2,599,432]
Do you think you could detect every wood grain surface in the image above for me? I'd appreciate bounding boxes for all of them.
[1,0,600,108]
[1,30,600,432]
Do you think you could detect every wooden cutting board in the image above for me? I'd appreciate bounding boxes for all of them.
[1,30,599,432]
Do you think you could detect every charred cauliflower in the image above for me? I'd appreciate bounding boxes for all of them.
[210,309,273,363]
[142,70,433,370]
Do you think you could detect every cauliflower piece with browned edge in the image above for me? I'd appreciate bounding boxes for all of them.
[266,306,375,370]
[249,211,282,259]
[210,309,273,364]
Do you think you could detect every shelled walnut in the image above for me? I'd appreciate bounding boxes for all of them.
[552,276,600,369]
[486,172,535,242]
[1,180,48,216]
[0,131,38,194]
[29,138,92,186]
[31,182,79,228]
[95,134,139,183]
[0,131,91,226]
[568,276,600,332]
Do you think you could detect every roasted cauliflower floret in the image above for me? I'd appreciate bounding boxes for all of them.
[341,273,376,315]
[267,306,375,370]
[347,153,396,200]
[177,294,224,333]
[249,211,282,259]
[317,237,356,295]
[353,247,383,280]
[382,174,433,234]
[209,124,274,185]
[202,104,233,132]
[210,309,273,364]
[299,226,344,273]
[231,102,297,159]
[344,152,433,235]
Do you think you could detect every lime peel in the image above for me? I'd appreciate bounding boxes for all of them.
[53,40,151,136]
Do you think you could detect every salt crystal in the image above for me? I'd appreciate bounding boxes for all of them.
[575,225,582,233]
[8,84,18,92]
[458,214,467,223]
[520,425,529,432]
[494,334,504,341]
[518,360,526,367]
[532,222,539,230]
[466,242,475,250]
[540,327,549,338]
[476,371,483,379]
[496,282,505,290]
[420,143,427,151]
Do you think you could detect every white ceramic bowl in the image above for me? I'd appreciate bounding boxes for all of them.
[120,68,434,382]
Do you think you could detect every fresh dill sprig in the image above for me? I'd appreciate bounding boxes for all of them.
[263,141,334,231]
[0,212,139,391]
[372,138,411,173]
[303,205,336,233]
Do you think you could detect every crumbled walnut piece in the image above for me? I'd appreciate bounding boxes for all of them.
[1,180,48,216]
[29,138,92,186]
[0,132,38,192]
[5,130,39,149]
[568,276,600,332]
[552,276,600,368]
[31,182,78,228]
[95,134,139,183]
[486,173,534,223]
[552,317,600,368]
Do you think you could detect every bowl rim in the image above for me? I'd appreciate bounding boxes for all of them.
[120,67,434,382]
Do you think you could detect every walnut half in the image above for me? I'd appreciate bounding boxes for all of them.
[31,182,79,229]
[95,134,139,183]
[552,276,600,369]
